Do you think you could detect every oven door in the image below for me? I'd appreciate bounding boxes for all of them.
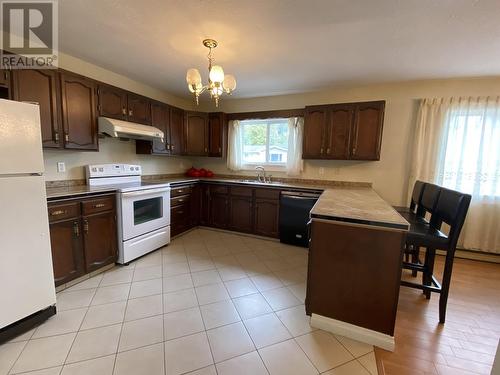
[121,187,170,241]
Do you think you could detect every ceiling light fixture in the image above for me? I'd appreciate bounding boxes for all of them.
[186,39,236,107]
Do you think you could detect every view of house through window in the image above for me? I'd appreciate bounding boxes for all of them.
[240,118,289,165]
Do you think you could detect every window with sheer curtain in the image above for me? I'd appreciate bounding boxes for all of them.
[410,96,500,254]
[437,106,500,197]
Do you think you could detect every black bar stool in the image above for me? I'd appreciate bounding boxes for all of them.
[400,187,471,323]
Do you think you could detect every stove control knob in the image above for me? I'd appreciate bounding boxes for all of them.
[91,167,97,172]
[130,166,134,171]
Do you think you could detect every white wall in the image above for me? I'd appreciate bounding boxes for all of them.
[43,52,195,181]
[192,77,500,205]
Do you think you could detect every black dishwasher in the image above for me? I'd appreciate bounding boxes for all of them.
[279,191,321,247]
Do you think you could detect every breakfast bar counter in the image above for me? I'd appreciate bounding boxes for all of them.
[306,187,408,351]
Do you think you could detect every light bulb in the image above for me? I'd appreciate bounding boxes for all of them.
[223,74,236,92]
[209,65,224,83]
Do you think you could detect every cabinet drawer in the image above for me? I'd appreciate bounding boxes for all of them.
[82,196,115,215]
[230,186,253,197]
[171,203,190,221]
[171,194,191,207]
[48,201,80,222]
[171,185,192,197]
[255,188,280,200]
[210,185,229,194]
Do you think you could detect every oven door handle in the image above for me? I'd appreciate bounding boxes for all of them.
[122,187,170,197]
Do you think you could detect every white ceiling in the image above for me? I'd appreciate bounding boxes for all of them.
[59,0,500,99]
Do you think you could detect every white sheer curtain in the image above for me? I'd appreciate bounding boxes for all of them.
[410,97,500,254]
[227,120,243,171]
[286,117,304,176]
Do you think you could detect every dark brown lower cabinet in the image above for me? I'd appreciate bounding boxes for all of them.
[254,199,280,238]
[49,217,84,286]
[169,182,284,239]
[48,194,117,286]
[229,195,254,233]
[210,193,229,229]
[83,211,117,273]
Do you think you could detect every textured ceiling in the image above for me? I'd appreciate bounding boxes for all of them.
[59,0,500,99]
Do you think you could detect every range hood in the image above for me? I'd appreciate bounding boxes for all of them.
[98,117,164,141]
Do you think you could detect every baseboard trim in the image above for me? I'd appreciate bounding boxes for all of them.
[311,313,395,352]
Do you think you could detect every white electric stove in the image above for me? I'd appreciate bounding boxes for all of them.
[86,163,171,264]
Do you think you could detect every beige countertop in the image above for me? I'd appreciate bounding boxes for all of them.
[46,177,408,230]
[310,187,409,231]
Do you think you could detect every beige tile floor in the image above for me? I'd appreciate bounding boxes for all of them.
[1,228,378,375]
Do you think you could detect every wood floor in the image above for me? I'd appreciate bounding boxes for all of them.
[375,254,500,375]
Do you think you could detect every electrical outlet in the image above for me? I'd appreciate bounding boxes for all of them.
[57,162,66,173]
[318,167,325,175]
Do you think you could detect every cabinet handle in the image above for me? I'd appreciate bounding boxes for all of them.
[128,109,133,116]
[218,147,221,153]
[320,147,324,155]
[326,147,330,154]
[177,189,183,193]
[171,145,175,151]
[122,107,126,115]
[54,132,59,143]
[73,221,80,237]
[83,219,89,234]
[178,210,184,214]
[178,199,184,202]
[93,203,105,208]
[65,134,69,142]
[50,209,67,216]
[166,144,170,150]
[204,147,208,153]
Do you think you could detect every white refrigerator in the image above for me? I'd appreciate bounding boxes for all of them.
[0,99,56,333]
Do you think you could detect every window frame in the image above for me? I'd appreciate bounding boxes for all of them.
[239,118,289,171]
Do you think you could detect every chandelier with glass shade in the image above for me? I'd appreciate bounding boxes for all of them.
[186,39,236,107]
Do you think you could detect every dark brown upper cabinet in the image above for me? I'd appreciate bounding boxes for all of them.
[97,84,127,120]
[11,69,61,148]
[303,101,385,161]
[185,111,209,156]
[169,106,185,155]
[208,112,226,157]
[136,101,170,155]
[127,93,151,125]
[303,105,328,158]
[350,101,385,160]
[60,72,98,151]
[325,104,353,159]
[97,84,151,125]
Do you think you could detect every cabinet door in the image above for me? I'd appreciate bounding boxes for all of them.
[229,196,254,233]
[151,102,169,154]
[169,106,184,155]
[49,219,84,286]
[190,184,201,227]
[350,101,385,160]
[11,69,61,148]
[210,193,229,228]
[82,211,117,273]
[199,184,211,226]
[254,199,279,238]
[97,85,127,120]
[171,203,190,236]
[325,105,353,159]
[209,112,225,157]
[185,112,209,156]
[127,93,151,125]
[60,73,98,150]
[303,106,328,159]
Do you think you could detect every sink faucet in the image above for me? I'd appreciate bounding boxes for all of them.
[255,166,266,183]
